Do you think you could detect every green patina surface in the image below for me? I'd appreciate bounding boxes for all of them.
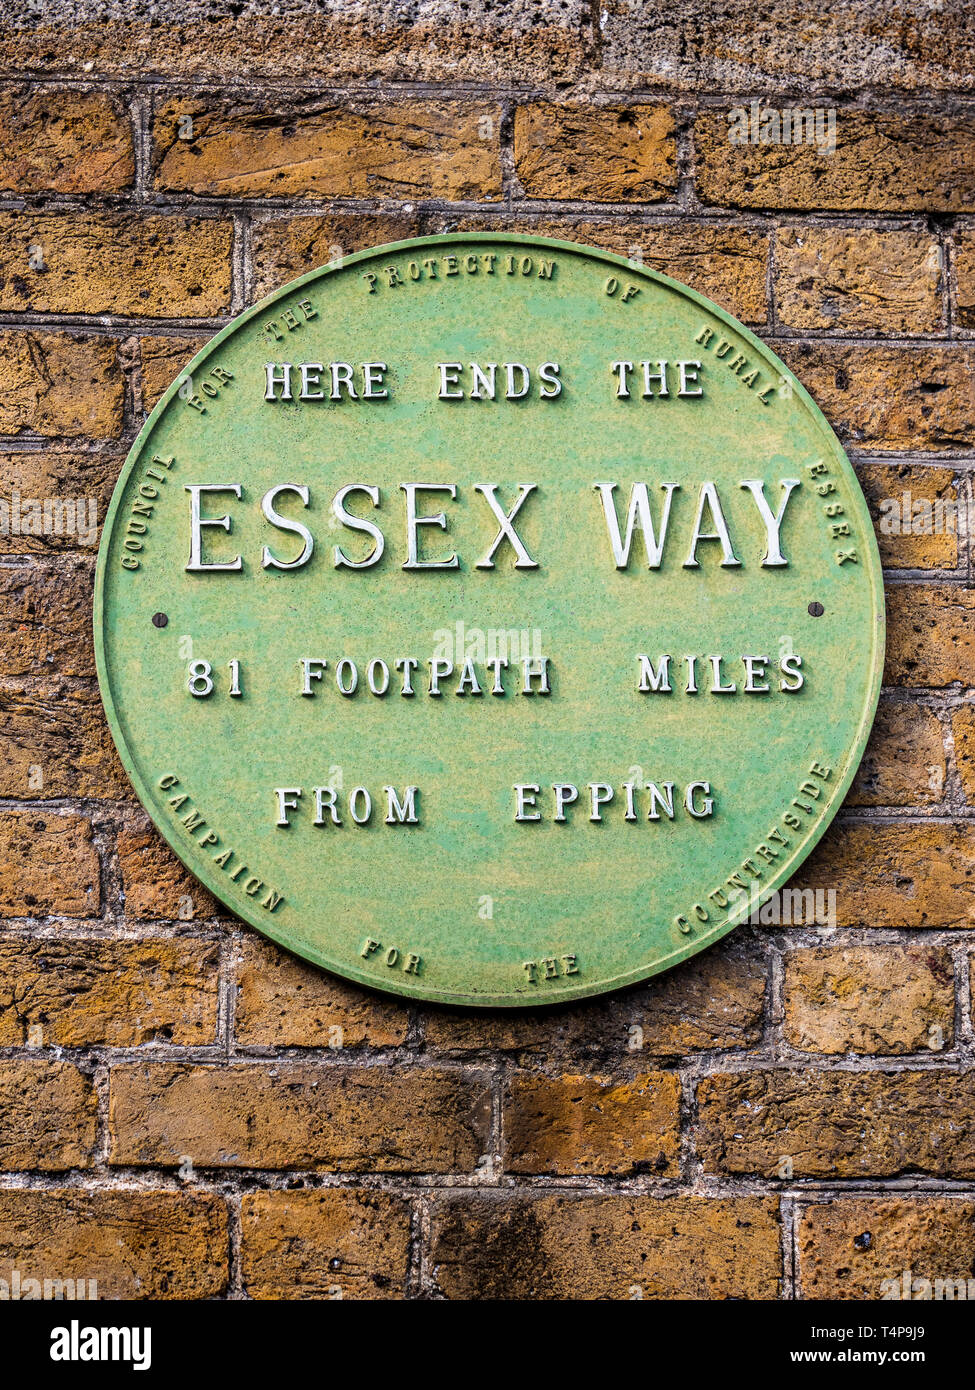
[95,234,884,1008]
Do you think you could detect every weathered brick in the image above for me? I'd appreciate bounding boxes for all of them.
[600,0,975,94]
[138,334,211,413]
[0,680,128,800]
[0,85,133,193]
[423,938,765,1057]
[152,97,502,201]
[250,212,420,299]
[0,810,99,917]
[776,228,942,335]
[0,5,588,86]
[776,344,975,453]
[952,705,975,804]
[857,462,960,570]
[0,212,233,318]
[698,1069,975,1177]
[235,933,408,1049]
[241,1189,411,1300]
[795,822,975,929]
[0,331,123,439]
[117,820,218,921]
[12,1,975,97]
[847,699,946,807]
[886,585,975,686]
[0,1188,228,1298]
[581,223,767,321]
[954,230,975,329]
[0,939,219,1047]
[424,213,769,322]
[632,942,767,1053]
[504,1070,680,1175]
[0,555,94,679]
[696,110,975,212]
[0,1059,97,1169]
[429,1193,781,1299]
[783,945,954,1055]
[109,1063,490,1172]
[513,103,676,203]
[5,3,975,1292]
[0,450,118,554]
[799,1198,975,1300]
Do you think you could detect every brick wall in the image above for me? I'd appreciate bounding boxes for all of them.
[0,1,973,1300]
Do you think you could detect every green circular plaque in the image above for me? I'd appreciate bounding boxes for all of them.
[95,234,884,1007]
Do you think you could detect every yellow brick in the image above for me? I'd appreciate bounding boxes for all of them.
[847,699,945,807]
[795,821,975,929]
[152,97,502,201]
[241,1190,411,1300]
[886,585,975,687]
[0,1189,227,1297]
[117,820,218,921]
[139,334,212,413]
[697,110,975,211]
[0,1059,97,1169]
[504,1070,681,1176]
[0,939,219,1047]
[429,1193,781,1299]
[857,463,959,570]
[0,332,123,439]
[0,811,100,917]
[108,1063,491,1172]
[251,212,419,299]
[776,228,942,334]
[800,1198,975,1300]
[514,103,676,202]
[235,933,408,1048]
[0,211,232,317]
[425,212,768,322]
[777,343,974,453]
[784,946,954,1054]
[0,85,133,193]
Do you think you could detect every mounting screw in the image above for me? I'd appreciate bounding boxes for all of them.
[808,602,824,617]
[151,612,169,628]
